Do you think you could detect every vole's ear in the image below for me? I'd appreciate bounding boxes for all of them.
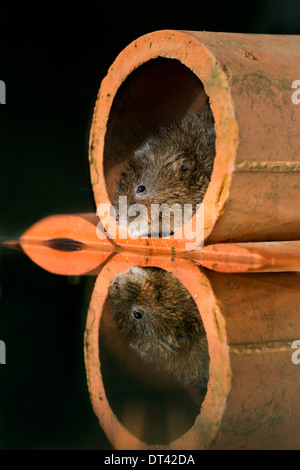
[164,154,194,175]
[181,160,192,173]
[177,334,189,347]
[144,279,152,289]
[143,279,158,294]
[165,333,188,352]
[179,156,195,175]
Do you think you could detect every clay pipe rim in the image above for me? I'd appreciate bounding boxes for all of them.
[84,253,231,449]
[89,29,238,251]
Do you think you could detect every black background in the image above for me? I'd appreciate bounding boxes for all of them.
[0,0,300,450]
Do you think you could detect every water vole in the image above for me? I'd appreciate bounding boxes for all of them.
[108,266,209,393]
[112,105,215,236]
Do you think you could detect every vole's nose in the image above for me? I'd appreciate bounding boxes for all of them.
[115,214,119,221]
[113,281,120,288]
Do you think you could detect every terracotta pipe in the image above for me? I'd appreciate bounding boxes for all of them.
[89,30,300,252]
[84,252,300,450]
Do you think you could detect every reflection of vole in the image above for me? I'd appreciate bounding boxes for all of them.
[112,105,215,236]
[108,266,209,393]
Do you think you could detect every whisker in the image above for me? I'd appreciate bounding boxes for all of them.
[78,187,93,192]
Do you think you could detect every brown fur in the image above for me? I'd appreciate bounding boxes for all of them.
[108,266,210,393]
[112,105,215,236]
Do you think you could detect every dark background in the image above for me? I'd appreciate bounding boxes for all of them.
[0,0,300,450]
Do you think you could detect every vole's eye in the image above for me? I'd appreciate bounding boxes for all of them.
[136,185,146,194]
[132,310,143,319]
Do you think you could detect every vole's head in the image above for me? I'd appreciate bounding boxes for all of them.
[112,151,198,237]
[111,109,215,237]
[108,266,202,356]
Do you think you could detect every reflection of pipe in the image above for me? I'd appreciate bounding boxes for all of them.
[19,214,114,275]
[21,213,114,248]
[188,240,300,273]
[12,215,300,447]
[85,254,230,450]
[89,30,300,251]
[205,268,300,450]
[18,215,300,274]
[84,252,300,450]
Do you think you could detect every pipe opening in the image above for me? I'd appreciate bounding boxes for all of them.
[104,58,215,238]
[100,265,210,445]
